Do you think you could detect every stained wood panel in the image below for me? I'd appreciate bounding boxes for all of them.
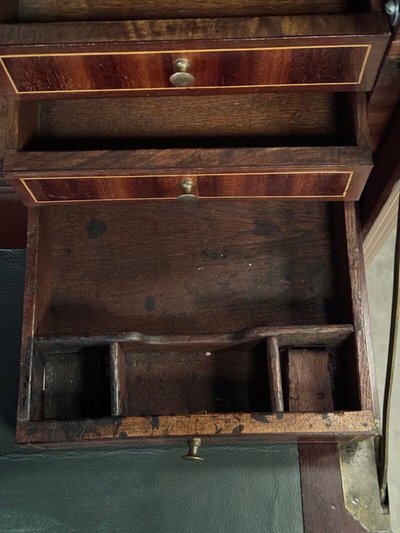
[288,349,334,412]
[37,93,341,143]
[32,202,341,336]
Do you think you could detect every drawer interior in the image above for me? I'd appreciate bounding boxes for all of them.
[24,201,365,423]
[4,1,373,23]
[25,93,359,151]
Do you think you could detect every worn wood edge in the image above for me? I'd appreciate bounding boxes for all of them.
[17,208,40,421]
[15,411,376,445]
[34,324,354,350]
[344,203,379,418]
[3,147,372,175]
[0,14,390,48]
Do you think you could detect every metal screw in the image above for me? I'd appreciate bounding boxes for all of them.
[351,496,360,505]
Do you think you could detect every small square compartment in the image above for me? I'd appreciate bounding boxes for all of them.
[35,346,111,420]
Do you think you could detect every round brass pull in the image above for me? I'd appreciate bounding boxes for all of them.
[183,437,204,461]
[177,178,199,201]
[170,58,195,87]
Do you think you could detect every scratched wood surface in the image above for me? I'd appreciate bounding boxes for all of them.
[16,410,376,445]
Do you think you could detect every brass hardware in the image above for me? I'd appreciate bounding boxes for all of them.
[183,437,204,461]
[170,58,195,87]
[177,178,199,201]
[339,439,391,531]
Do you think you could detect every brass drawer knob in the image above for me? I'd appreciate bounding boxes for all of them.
[183,437,204,461]
[170,58,195,87]
[177,178,199,201]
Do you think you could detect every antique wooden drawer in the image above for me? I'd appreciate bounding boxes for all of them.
[0,3,389,98]
[5,93,373,202]
[16,200,378,447]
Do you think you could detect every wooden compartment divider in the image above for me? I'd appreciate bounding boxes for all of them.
[266,336,284,413]
[110,342,128,417]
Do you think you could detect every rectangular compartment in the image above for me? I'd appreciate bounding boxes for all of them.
[5,93,373,202]
[16,200,377,446]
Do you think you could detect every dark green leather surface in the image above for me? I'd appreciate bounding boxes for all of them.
[0,250,303,533]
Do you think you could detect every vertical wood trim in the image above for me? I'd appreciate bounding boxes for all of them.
[110,342,128,417]
[266,336,284,412]
[344,202,379,417]
[17,208,40,421]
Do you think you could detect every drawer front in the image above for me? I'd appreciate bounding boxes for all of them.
[0,14,389,98]
[1,45,371,95]
[20,172,353,204]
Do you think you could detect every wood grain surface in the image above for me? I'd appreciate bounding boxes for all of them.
[29,202,344,337]
[368,26,400,152]
[37,93,342,143]
[16,410,376,445]
[288,349,334,412]
[5,145,372,204]
[16,0,371,22]
[1,46,370,94]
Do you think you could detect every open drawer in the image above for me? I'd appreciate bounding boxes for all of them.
[16,200,378,446]
[0,2,389,98]
[5,93,373,202]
